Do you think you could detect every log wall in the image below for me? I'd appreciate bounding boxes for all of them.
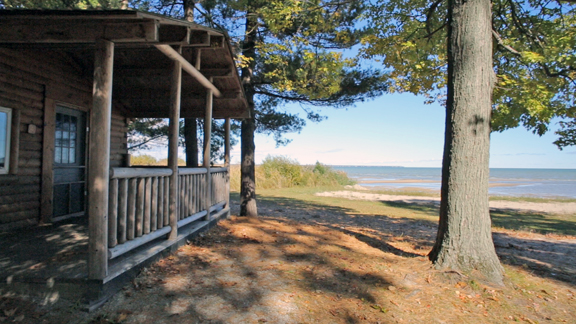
[0,48,128,231]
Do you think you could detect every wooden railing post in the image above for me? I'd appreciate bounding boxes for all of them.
[88,38,114,280]
[203,77,213,220]
[168,46,182,240]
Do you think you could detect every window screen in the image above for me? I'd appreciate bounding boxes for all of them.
[55,112,79,164]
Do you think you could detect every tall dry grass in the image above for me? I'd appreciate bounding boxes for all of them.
[229,156,354,191]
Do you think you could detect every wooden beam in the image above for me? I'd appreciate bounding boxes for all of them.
[0,20,158,44]
[125,104,250,119]
[116,91,241,101]
[154,44,222,97]
[168,47,182,241]
[210,35,226,48]
[158,24,189,44]
[87,39,114,280]
[189,30,210,47]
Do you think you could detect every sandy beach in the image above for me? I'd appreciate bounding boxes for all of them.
[317,190,576,214]
[358,179,527,188]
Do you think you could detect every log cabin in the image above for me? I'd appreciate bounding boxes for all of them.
[0,9,248,307]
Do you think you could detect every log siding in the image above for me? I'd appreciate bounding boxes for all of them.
[0,48,128,231]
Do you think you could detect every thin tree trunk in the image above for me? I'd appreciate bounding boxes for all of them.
[184,0,197,168]
[184,0,195,22]
[185,119,198,167]
[240,11,258,217]
[429,0,503,285]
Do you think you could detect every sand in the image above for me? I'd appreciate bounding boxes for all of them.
[316,190,576,214]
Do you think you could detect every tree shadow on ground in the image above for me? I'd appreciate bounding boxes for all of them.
[491,209,576,236]
[101,212,399,324]
[253,194,435,258]
[245,192,576,287]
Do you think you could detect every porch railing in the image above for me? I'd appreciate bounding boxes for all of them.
[177,168,208,227]
[107,166,229,261]
[211,167,228,208]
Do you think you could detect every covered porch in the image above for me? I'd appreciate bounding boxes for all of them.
[0,9,248,305]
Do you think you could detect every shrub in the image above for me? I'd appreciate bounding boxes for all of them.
[131,154,158,166]
[229,155,354,191]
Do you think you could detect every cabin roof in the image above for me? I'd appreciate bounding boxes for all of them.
[0,9,248,119]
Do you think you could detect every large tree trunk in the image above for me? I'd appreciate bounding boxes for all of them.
[429,0,503,284]
[240,12,258,217]
[184,119,198,167]
[183,1,198,168]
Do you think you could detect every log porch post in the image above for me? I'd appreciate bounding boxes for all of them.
[203,77,213,219]
[88,39,114,280]
[168,47,182,240]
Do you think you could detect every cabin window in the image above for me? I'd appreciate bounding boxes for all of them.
[0,107,12,175]
[55,112,79,164]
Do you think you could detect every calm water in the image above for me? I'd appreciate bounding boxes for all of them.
[332,166,576,198]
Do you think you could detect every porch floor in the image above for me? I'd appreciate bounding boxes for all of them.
[0,218,88,280]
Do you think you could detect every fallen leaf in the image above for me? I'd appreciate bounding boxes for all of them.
[370,304,388,313]
[455,281,467,288]
[117,313,128,322]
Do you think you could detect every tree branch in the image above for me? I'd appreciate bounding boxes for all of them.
[492,29,521,56]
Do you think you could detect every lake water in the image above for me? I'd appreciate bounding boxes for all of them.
[331,166,576,199]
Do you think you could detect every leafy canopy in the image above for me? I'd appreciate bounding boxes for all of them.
[135,0,386,145]
[361,0,576,149]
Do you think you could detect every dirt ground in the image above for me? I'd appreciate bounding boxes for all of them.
[2,194,575,324]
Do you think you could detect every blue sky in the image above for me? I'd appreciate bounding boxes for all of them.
[229,93,576,169]
[140,92,576,169]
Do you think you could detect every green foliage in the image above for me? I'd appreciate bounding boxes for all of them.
[0,0,124,8]
[127,118,239,163]
[130,154,186,166]
[130,154,158,165]
[230,156,354,190]
[362,0,576,149]
[173,0,386,144]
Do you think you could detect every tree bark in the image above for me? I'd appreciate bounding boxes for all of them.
[184,119,198,167]
[183,0,197,168]
[240,11,258,217]
[184,0,195,22]
[429,0,503,284]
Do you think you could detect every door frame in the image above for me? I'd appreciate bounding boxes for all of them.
[40,99,89,223]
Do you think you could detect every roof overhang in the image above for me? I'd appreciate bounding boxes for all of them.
[0,9,249,119]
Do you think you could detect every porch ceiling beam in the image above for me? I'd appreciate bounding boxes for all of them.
[114,67,233,78]
[0,20,158,43]
[125,107,249,119]
[115,91,241,101]
[154,44,222,97]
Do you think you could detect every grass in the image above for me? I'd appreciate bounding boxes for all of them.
[229,156,576,235]
[489,195,576,203]
[239,186,576,237]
